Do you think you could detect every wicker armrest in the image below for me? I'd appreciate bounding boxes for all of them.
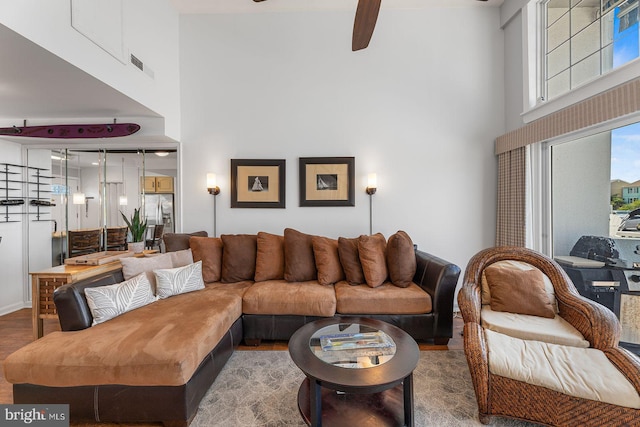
[457,279,482,325]
[555,291,621,350]
[463,322,489,415]
[604,347,640,395]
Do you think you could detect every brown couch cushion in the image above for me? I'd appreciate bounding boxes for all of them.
[335,281,431,314]
[3,287,242,387]
[255,232,285,281]
[284,228,317,282]
[386,231,416,288]
[242,280,336,316]
[163,231,208,252]
[220,234,257,283]
[162,231,208,252]
[358,233,388,288]
[338,237,365,285]
[312,236,345,285]
[484,263,555,318]
[189,236,223,282]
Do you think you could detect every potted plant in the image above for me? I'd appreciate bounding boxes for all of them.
[121,208,147,253]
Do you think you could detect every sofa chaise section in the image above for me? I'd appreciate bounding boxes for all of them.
[5,278,243,427]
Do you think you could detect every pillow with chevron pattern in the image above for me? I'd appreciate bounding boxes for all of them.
[154,261,205,299]
[85,273,157,326]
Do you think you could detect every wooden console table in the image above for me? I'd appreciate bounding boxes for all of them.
[30,262,122,340]
[30,250,158,340]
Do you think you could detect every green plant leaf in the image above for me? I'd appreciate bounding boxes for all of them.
[120,208,147,242]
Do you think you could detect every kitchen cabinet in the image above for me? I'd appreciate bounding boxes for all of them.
[142,176,174,193]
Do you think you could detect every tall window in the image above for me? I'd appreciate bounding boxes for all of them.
[545,0,639,100]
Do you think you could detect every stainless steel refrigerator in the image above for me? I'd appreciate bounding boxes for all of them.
[143,193,175,234]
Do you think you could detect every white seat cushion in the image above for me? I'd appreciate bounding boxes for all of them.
[485,329,640,409]
[481,306,589,348]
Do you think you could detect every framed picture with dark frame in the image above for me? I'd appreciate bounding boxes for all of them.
[231,159,286,208]
[299,157,355,207]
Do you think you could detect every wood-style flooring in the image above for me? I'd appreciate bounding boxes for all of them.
[0,308,463,425]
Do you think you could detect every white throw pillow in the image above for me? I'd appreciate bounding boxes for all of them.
[120,253,173,293]
[85,273,157,326]
[154,261,205,299]
[170,248,194,267]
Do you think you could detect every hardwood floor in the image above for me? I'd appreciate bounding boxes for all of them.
[0,308,463,423]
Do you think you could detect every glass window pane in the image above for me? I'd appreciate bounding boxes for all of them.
[548,12,571,52]
[602,9,616,45]
[602,43,615,72]
[613,31,640,67]
[571,4,599,35]
[571,20,601,63]
[571,50,601,87]
[548,40,571,77]
[548,69,571,99]
[548,0,571,27]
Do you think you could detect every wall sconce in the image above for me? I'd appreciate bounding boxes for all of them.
[366,173,377,195]
[207,173,220,237]
[72,192,85,205]
[366,173,377,235]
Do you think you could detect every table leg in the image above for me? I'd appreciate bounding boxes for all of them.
[404,373,414,427]
[31,277,42,340]
[310,378,322,427]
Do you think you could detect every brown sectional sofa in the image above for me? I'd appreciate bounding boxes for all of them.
[4,229,460,426]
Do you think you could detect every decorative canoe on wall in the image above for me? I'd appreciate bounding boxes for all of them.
[0,123,140,138]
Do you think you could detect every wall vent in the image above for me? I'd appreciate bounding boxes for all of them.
[130,54,143,71]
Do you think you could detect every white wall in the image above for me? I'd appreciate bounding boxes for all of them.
[503,9,525,132]
[0,0,181,139]
[179,7,505,277]
[0,141,27,314]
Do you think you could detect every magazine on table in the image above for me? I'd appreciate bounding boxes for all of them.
[320,331,394,351]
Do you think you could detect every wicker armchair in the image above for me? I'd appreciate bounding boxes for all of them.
[458,246,640,426]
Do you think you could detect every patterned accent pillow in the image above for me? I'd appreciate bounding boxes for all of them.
[85,273,157,326]
[154,261,205,299]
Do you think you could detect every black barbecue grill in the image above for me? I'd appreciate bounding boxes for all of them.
[555,235,640,316]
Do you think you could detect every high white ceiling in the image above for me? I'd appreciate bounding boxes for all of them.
[171,0,503,14]
[0,24,159,122]
[0,0,502,142]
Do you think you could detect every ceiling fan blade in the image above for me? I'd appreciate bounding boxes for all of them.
[352,0,382,51]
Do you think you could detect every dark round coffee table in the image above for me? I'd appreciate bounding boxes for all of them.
[289,317,419,427]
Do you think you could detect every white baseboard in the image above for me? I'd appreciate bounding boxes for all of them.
[0,301,29,317]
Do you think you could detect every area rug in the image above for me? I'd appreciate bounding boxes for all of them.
[192,351,535,427]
